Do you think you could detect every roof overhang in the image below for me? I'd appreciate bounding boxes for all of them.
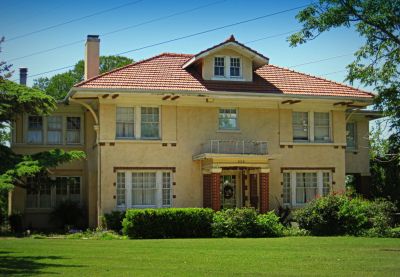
[182,41,269,70]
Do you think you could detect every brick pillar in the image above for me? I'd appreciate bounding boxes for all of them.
[259,172,269,213]
[210,173,221,211]
[203,174,212,208]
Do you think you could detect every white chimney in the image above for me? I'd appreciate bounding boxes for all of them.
[84,35,100,80]
[19,68,27,85]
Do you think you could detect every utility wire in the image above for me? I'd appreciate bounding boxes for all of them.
[244,29,301,44]
[4,0,145,43]
[12,4,309,81]
[288,53,353,68]
[7,0,227,62]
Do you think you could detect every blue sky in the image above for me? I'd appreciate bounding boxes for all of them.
[2,0,367,90]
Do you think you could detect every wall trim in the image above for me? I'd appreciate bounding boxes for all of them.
[113,166,176,173]
[280,167,335,173]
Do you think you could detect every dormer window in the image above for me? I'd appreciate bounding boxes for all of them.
[214,57,225,77]
[230,57,241,77]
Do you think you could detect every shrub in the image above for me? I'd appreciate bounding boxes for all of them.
[49,200,85,230]
[104,211,125,232]
[294,194,396,236]
[122,208,214,239]
[390,227,400,238]
[67,229,125,240]
[8,212,23,233]
[212,208,284,238]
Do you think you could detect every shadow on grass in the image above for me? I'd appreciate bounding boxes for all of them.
[0,251,84,275]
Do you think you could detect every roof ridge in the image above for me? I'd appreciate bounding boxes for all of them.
[75,53,193,87]
[265,64,374,96]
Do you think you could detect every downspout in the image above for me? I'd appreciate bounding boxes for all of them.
[68,97,101,227]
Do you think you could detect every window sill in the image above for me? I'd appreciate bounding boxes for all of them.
[12,143,84,148]
[211,76,245,82]
[109,139,171,144]
[216,129,241,133]
[281,142,346,147]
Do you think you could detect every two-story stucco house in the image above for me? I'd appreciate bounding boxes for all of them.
[9,35,378,228]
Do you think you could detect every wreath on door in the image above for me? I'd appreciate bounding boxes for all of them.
[223,185,234,199]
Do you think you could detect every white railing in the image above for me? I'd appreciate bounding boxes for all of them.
[199,140,268,155]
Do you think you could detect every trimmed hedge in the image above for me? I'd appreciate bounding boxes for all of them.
[212,208,284,238]
[104,211,125,232]
[122,208,214,238]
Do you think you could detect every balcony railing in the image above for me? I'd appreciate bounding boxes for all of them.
[199,140,268,155]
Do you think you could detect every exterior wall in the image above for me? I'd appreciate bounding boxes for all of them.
[202,48,253,81]
[345,117,371,176]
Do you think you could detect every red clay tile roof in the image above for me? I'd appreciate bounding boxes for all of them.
[75,53,373,98]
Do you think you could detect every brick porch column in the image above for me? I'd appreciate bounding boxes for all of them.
[259,170,270,213]
[210,171,221,211]
[203,174,212,208]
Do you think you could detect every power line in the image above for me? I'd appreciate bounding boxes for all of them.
[4,0,145,43]
[288,53,353,68]
[244,29,301,44]
[7,0,227,62]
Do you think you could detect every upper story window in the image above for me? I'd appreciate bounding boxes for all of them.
[214,57,225,77]
[25,115,83,145]
[47,116,62,145]
[292,111,331,143]
[219,108,238,130]
[230,57,241,77]
[282,171,331,206]
[141,107,160,139]
[27,116,43,144]
[346,122,357,149]
[116,107,135,139]
[66,117,81,144]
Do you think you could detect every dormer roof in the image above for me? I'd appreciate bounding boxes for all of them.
[182,35,269,70]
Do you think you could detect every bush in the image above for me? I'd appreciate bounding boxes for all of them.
[8,212,23,233]
[390,227,400,238]
[123,208,214,239]
[104,211,125,232]
[66,229,125,240]
[49,200,85,230]
[212,208,284,238]
[294,194,396,236]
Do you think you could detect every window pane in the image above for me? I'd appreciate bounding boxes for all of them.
[68,177,81,203]
[314,112,330,142]
[219,108,238,130]
[214,57,225,77]
[230,57,241,77]
[162,172,172,207]
[116,107,135,138]
[39,183,52,208]
[27,116,43,144]
[292,112,308,141]
[141,107,159,139]
[55,178,68,206]
[47,116,62,144]
[296,173,317,204]
[131,172,156,206]
[283,173,291,205]
[346,122,356,148]
[26,178,38,208]
[323,172,330,196]
[116,172,126,207]
[66,117,81,144]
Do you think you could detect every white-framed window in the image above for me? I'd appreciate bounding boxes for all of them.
[292,112,309,141]
[141,107,160,139]
[66,117,81,144]
[219,108,238,130]
[115,170,173,209]
[27,116,43,144]
[116,107,135,139]
[282,171,331,206]
[346,122,357,149]
[292,111,331,142]
[25,114,83,145]
[214,57,225,77]
[230,57,241,77]
[26,176,81,209]
[47,116,62,144]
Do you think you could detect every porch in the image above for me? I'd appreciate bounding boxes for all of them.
[193,140,270,213]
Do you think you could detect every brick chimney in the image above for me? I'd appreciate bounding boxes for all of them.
[19,68,27,85]
[84,35,100,80]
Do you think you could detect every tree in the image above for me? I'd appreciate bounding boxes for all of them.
[288,0,400,133]
[33,56,133,99]
[0,37,85,223]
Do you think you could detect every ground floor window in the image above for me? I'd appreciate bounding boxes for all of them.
[282,171,331,206]
[116,171,173,209]
[26,176,81,209]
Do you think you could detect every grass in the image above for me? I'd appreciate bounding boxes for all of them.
[0,237,399,276]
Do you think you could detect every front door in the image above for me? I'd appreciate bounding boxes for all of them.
[220,175,237,209]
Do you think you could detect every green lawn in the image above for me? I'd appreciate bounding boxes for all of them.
[0,237,399,276]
